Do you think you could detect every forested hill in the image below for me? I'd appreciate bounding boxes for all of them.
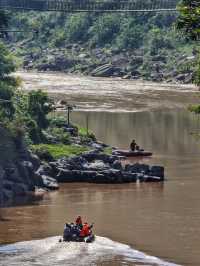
[6,8,197,83]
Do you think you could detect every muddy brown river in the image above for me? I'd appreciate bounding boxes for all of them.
[1,72,200,266]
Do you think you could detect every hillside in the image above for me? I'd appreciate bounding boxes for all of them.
[6,9,197,83]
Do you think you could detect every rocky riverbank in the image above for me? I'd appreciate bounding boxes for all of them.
[18,44,195,84]
[47,149,164,183]
[0,126,59,206]
[0,120,164,206]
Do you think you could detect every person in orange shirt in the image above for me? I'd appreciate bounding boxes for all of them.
[80,222,93,237]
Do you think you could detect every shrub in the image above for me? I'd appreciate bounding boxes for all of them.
[116,19,144,49]
[66,14,91,42]
[27,90,54,129]
[89,14,120,46]
[46,127,70,144]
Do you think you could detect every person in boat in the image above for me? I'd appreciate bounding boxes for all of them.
[135,144,140,151]
[75,215,83,229]
[130,139,137,151]
[70,222,81,237]
[63,223,71,241]
[80,222,93,238]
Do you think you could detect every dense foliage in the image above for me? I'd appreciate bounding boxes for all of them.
[0,12,18,120]
[177,0,200,41]
[177,0,200,87]
[6,5,197,83]
[177,0,200,114]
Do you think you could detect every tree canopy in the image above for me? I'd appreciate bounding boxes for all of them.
[0,12,18,120]
[177,0,200,40]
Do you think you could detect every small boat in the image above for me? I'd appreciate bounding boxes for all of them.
[61,223,95,243]
[61,234,95,243]
[113,149,152,157]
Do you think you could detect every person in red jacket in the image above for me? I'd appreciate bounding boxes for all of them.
[80,222,93,237]
[75,216,83,229]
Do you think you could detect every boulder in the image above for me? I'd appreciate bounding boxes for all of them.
[56,169,97,182]
[122,172,137,183]
[175,74,186,82]
[13,183,29,196]
[112,160,122,170]
[6,167,22,183]
[36,164,53,177]
[29,153,41,171]
[33,172,44,187]
[16,161,35,191]
[150,166,164,180]
[125,163,150,174]
[91,64,116,77]
[84,160,108,171]
[97,169,123,184]
[3,189,14,201]
[82,150,118,164]
[90,142,104,151]
[41,175,59,190]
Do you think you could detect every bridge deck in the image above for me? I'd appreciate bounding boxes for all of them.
[0,0,178,12]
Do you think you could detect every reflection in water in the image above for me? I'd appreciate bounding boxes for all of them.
[72,110,200,155]
[0,110,200,266]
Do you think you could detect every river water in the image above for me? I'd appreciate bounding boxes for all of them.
[1,72,200,266]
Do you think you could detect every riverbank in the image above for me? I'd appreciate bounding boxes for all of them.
[0,112,164,206]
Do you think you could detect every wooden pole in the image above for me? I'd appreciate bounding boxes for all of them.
[86,114,89,136]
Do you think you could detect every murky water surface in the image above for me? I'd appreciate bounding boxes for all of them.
[1,73,200,266]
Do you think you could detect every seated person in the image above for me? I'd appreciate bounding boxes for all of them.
[135,145,140,151]
[130,139,137,151]
[80,222,93,238]
[63,223,71,241]
[75,215,83,229]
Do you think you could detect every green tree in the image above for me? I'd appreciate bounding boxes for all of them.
[90,14,120,46]
[0,11,18,120]
[177,1,200,86]
[177,1,200,112]
[177,0,200,40]
[66,14,91,42]
[116,18,144,49]
[27,90,53,129]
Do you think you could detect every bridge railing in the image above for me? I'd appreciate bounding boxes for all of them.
[0,0,178,12]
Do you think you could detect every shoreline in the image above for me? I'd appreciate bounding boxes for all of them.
[15,70,197,91]
[15,71,200,113]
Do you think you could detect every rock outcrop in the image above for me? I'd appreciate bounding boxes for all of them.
[48,150,164,184]
[0,127,59,206]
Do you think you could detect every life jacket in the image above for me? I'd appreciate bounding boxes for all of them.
[80,224,90,237]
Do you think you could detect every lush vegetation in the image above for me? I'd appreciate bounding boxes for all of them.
[177,0,200,86]
[4,5,196,83]
[0,11,96,157]
[31,144,89,160]
[177,0,200,114]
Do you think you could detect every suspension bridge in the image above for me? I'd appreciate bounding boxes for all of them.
[0,0,178,13]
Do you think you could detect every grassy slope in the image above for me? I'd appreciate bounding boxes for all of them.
[31,144,89,159]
